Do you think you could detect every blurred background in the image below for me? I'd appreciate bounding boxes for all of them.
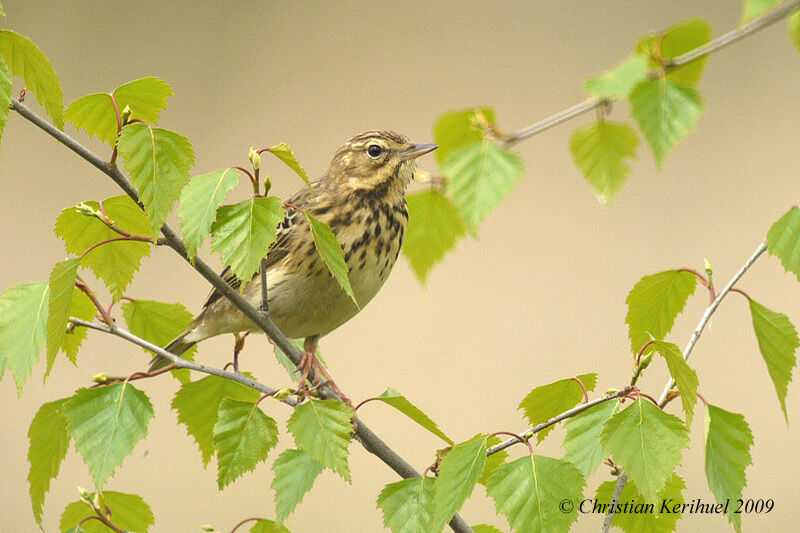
[1,1,798,531]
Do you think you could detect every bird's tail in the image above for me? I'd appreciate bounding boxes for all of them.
[148,326,198,372]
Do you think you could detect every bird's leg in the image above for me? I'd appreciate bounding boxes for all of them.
[295,336,353,409]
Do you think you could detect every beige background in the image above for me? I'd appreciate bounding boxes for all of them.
[1,1,799,531]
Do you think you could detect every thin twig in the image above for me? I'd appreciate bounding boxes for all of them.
[503,0,800,147]
[601,472,628,532]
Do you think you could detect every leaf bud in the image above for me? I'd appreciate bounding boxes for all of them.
[77,486,91,501]
[120,104,133,125]
[263,176,272,195]
[249,146,261,171]
[200,526,218,532]
[704,257,713,277]
[273,387,293,401]
[91,372,110,383]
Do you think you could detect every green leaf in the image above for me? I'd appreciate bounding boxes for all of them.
[371,387,453,445]
[28,398,70,526]
[519,373,598,443]
[171,374,260,466]
[431,435,486,530]
[472,526,504,533]
[742,0,781,24]
[569,121,639,205]
[0,30,63,128]
[213,398,278,489]
[790,12,800,51]
[486,455,585,533]
[178,168,240,258]
[272,448,324,525]
[0,281,48,394]
[645,340,698,424]
[433,107,496,165]
[601,398,689,504]
[443,140,524,234]
[65,78,172,145]
[376,476,436,533]
[273,338,304,377]
[61,289,95,363]
[305,212,358,307]
[403,190,466,283]
[625,269,696,353]
[479,436,508,486]
[121,298,194,357]
[766,206,800,282]
[0,56,12,147]
[117,123,195,235]
[748,298,798,421]
[636,18,712,87]
[267,142,312,191]
[287,398,353,481]
[45,258,80,378]
[63,383,154,488]
[249,519,292,533]
[704,404,753,532]
[584,55,649,98]
[60,491,154,533]
[595,473,686,533]
[629,78,703,167]
[562,399,620,478]
[211,196,284,282]
[54,195,152,301]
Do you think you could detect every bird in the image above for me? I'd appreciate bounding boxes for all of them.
[149,131,437,391]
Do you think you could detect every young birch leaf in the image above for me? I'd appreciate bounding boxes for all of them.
[472,526,504,533]
[64,383,154,489]
[0,30,63,128]
[267,142,312,191]
[629,78,703,167]
[519,373,598,443]
[636,18,712,87]
[0,57,12,146]
[0,281,48,394]
[601,398,689,504]
[211,196,284,282]
[376,476,436,533]
[60,491,154,533]
[213,398,279,489]
[28,398,70,527]
[486,455,585,533]
[595,473,686,533]
[766,206,800,282]
[625,269,696,354]
[748,298,798,421]
[562,399,620,478]
[61,289,95,363]
[790,12,800,51]
[273,338,305,377]
[287,398,354,481]
[569,120,639,205]
[54,195,152,301]
[249,519,292,533]
[113,77,172,125]
[45,257,80,378]
[403,190,465,283]
[121,298,195,358]
[272,448,324,525]
[705,404,753,532]
[742,0,781,24]
[433,107,496,164]
[305,213,358,307]
[432,434,487,530]
[117,123,194,235]
[479,436,509,486]
[584,55,649,99]
[371,387,453,445]
[178,168,240,258]
[645,340,698,424]
[444,140,524,234]
[172,374,260,466]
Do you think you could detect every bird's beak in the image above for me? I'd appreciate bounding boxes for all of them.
[400,143,438,161]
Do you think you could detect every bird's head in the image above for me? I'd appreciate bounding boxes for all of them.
[325,131,437,198]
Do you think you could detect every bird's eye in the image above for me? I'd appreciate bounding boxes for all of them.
[367,144,383,158]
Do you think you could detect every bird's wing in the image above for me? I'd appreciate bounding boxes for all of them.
[200,183,318,310]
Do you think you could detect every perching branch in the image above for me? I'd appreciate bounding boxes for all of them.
[503,0,800,147]
[12,99,473,533]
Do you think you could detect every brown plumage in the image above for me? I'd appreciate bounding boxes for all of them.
[150,131,437,371]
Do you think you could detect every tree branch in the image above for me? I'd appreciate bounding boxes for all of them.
[14,100,472,533]
[503,0,800,147]
[601,472,628,532]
